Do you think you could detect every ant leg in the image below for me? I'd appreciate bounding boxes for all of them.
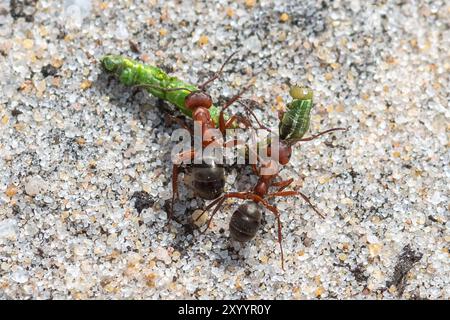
[196,196,224,224]
[219,84,254,131]
[272,178,294,192]
[219,113,255,154]
[223,113,259,139]
[235,115,253,129]
[164,113,194,134]
[170,164,181,222]
[296,191,325,219]
[199,196,226,234]
[247,109,272,132]
[225,114,255,130]
[199,191,270,234]
[222,113,251,151]
[170,149,196,222]
[267,190,325,219]
[201,191,270,234]
[299,127,348,142]
[214,192,276,217]
[224,138,246,148]
[238,100,272,132]
[225,108,259,132]
[246,194,285,270]
[219,114,239,134]
[271,209,285,270]
[198,51,238,90]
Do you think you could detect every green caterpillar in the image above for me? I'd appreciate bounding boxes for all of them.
[279,86,314,144]
[100,55,223,126]
[101,55,316,141]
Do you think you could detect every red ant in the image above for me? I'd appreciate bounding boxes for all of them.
[197,157,322,270]
[148,53,255,220]
[195,93,347,269]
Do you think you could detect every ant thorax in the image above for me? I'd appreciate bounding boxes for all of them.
[259,159,280,179]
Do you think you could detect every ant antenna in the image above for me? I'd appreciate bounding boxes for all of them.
[221,81,254,112]
[198,51,239,90]
[237,100,272,133]
[289,127,348,146]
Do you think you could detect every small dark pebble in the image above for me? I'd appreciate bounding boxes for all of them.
[11,108,23,117]
[52,135,60,145]
[10,0,37,21]
[193,288,202,297]
[183,223,194,235]
[36,248,44,257]
[129,40,140,53]
[41,64,59,77]
[12,205,20,215]
[351,264,369,283]
[131,191,155,214]
[301,232,313,247]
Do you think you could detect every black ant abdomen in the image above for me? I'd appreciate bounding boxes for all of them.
[229,202,262,242]
[187,158,225,200]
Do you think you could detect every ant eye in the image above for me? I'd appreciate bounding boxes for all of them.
[289,86,313,100]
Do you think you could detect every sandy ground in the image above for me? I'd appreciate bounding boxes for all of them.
[0,0,449,299]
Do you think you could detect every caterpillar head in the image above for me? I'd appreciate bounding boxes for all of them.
[289,86,313,100]
[100,55,121,72]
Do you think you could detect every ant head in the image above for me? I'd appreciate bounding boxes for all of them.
[278,141,292,165]
[269,140,292,165]
[185,91,213,110]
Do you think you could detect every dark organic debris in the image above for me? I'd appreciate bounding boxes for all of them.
[10,0,37,22]
[11,108,23,117]
[163,199,172,216]
[335,262,368,284]
[0,7,8,16]
[12,204,20,215]
[129,40,140,53]
[300,232,313,247]
[386,244,423,296]
[131,191,155,213]
[41,64,59,77]
[351,264,369,283]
